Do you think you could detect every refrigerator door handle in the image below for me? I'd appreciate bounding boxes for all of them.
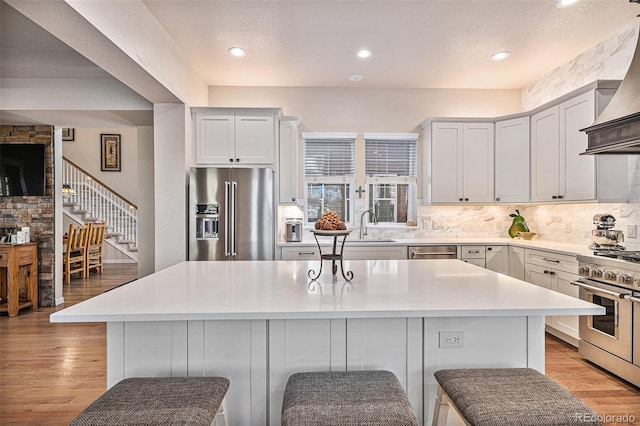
[224,181,231,257]
[231,181,237,256]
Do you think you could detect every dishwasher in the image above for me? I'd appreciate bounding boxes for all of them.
[408,245,458,259]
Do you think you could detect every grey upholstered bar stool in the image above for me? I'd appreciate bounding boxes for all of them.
[432,368,602,426]
[70,377,229,426]
[281,370,419,426]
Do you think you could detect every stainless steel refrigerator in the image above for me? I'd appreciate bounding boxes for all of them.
[189,167,274,261]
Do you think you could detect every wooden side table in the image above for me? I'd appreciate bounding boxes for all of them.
[0,243,38,317]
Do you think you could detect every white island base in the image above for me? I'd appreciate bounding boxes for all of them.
[52,260,601,425]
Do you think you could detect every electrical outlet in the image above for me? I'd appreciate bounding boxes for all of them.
[439,331,464,348]
[432,220,445,231]
[627,224,637,239]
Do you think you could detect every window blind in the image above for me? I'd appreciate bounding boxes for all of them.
[304,138,355,177]
[365,138,417,177]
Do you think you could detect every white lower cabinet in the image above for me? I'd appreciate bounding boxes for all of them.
[281,247,319,260]
[523,249,579,346]
[508,246,525,280]
[343,245,407,260]
[460,245,508,274]
[281,245,407,260]
[461,245,485,268]
[485,245,508,274]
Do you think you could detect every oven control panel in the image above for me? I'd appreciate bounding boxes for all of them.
[578,262,640,290]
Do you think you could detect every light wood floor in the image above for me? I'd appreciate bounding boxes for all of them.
[1,264,639,425]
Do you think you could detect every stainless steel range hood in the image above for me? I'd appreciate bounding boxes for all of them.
[582,22,640,154]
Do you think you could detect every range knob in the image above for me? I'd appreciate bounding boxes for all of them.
[578,266,590,276]
[619,274,633,284]
[604,271,617,281]
[590,268,603,278]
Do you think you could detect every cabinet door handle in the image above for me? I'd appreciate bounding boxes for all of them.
[464,198,469,201]
[459,198,463,202]
[496,197,500,201]
[236,158,240,162]
[557,195,564,199]
[229,158,234,163]
[552,195,558,199]
[542,257,560,263]
[292,197,296,202]
[487,247,492,251]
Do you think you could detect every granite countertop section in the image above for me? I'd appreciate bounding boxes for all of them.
[50,259,602,323]
[279,237,591,256]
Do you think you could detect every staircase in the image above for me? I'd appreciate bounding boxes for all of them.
[62,158,138,262]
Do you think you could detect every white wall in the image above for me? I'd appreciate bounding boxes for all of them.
[208,87,522,131]
[62,128,138,204]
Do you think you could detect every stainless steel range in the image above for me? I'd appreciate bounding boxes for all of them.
[573,251,640,387]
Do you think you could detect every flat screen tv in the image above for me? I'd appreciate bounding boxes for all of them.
[0,143,46,196]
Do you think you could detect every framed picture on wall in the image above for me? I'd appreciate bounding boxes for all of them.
[62,128,75,141]
[101,133,121,172]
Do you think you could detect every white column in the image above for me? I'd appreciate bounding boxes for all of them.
[153,103,188,271]
[137,125,155,277]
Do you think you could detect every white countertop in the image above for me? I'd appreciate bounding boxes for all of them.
[50,259,602,323]
[280,236,591,256]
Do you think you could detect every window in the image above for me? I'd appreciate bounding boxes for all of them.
[364,133,418,224]
[303,133,356,224]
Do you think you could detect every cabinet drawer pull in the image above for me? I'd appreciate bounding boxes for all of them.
[468,250,480,254]
[298,251,315,256]
[542,257,560,263]
[557,195,564,199]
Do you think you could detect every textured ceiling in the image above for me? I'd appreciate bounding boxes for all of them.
[143,0,640,89]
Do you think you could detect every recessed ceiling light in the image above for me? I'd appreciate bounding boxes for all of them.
[556,0,581,8]
[357,49,373,59]
[490,51,511,61]
[348,74,364,82]
[228,47,247,57]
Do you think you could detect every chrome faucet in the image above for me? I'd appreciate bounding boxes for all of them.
[359,209,378,239]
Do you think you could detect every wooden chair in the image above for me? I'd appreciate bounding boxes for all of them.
[63,224,89,284]
[85,222,106,278]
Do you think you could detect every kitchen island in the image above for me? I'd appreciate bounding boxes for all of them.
[51,259,603,426]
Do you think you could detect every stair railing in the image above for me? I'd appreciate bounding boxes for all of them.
[62,157,138,249]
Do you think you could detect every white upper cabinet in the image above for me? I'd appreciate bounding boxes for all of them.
[431,122,494,203]
[531,91,627,202]
[531,105,562,201]
[495,117,530,203]
[279,117,300,204]
[195,109,277,165]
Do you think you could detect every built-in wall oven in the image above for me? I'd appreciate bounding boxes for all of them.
[572,254,640,387]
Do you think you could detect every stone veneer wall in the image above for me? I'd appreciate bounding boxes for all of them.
[522,23,638,111]
[0,125,55,306]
